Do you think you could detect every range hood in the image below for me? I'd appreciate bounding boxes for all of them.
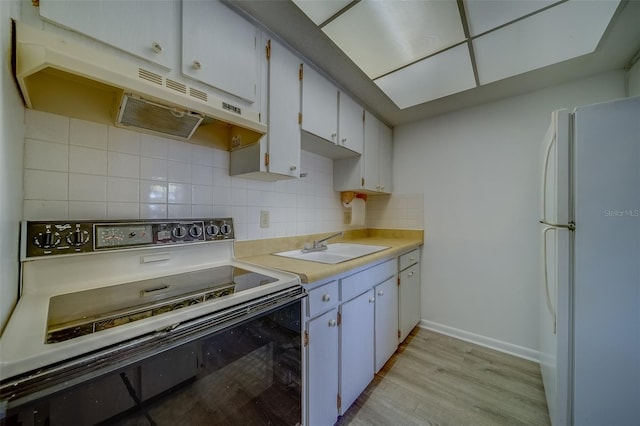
[13,21,266,143]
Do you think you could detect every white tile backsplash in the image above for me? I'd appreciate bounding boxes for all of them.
[23,110,422,240]
[108,152,140,179]
[69,146,108,175]
[108,127,141,154]
[24,110,69,144]
[24,139,68,172]
[70,118,108,149]
[140,157,168,181]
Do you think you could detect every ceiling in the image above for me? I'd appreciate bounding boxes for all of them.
[229,0,640,127]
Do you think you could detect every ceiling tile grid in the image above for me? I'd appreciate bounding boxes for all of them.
[292,0,621,109]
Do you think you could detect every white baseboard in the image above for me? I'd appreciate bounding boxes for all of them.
[420,320,540,363]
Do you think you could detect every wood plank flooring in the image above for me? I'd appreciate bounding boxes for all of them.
[336,328,550,426]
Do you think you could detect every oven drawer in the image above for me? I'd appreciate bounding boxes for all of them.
[307,280,339,317]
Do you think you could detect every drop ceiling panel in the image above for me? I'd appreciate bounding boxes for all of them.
[375,44,476,109]
[473,0,620,85]
[323,0,465,79]
[292,0,352,25]
[464,0,559,36]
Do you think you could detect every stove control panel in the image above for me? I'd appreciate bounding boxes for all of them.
[23,218,234,258]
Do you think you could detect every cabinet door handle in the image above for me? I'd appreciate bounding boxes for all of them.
[377,290,384,296]
[408,271,414,277]
[369,297,375,303]
[192,60,202,70]
[152,42,162,53]
[331,133,337,140]
[322,294,331,302]
[328,319,337,327]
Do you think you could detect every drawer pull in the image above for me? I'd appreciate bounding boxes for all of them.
[322,294,331,302]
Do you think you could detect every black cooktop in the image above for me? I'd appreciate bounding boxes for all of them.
[46,266,278,343]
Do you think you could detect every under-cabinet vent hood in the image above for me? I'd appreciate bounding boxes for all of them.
[13,21,266,143]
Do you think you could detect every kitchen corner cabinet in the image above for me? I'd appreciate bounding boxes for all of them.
[374,276,399,372]
[334,110,393,193]
[39,0,180,70]
[182,0,259,103]
[399,248,421,342]
[230,38,300,180]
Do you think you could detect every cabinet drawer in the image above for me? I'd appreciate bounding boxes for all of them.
[307,280,339,317]
[341,259,395,302]
[399,248,420,271]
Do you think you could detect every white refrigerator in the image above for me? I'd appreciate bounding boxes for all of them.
[539,96,639,426]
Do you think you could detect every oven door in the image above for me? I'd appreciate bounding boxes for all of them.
[2,288,306,426]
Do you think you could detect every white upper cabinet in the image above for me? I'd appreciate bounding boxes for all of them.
[182,0,259,103]
[300,64,363,158]
[301,64,339,143]
[39,0,180,70]
[265,38,301,177]
[338,91,364,154]
[334,110,393,193]
[229,37,300,180]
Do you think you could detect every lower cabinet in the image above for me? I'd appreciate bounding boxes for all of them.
[304,254,413,425]
[374,276,399,372]
[339,289,375,415]
[399,248,421,342]
[306,308,339,426]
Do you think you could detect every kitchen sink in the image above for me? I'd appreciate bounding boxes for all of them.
[273,243,389,264]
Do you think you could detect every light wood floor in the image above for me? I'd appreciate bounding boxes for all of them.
[336,328,550,426]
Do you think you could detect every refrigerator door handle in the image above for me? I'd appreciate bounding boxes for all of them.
[539,220,576,231]
[540,112,557,224]
[542,226,557,334]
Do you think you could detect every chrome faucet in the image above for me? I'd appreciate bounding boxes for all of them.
[302,231,344,253]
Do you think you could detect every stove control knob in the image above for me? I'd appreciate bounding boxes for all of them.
[66,229,90,247]
[172,225,187,239]
[220,223,232,236]
[34,231,61,249]
[189,224,203,238]
[205,224,219,237]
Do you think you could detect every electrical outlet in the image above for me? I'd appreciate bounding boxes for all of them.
[343,210,352,225]
[260,210,270,228]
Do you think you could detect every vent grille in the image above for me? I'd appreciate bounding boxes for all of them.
[117,94,203,140]
[166,79,187,94]
[190,88,208,102]
[138,68,162,85]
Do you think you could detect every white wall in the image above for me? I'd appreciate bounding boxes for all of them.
[393,70,626,358]
[1,0,25,333]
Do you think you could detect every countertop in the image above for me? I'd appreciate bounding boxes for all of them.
[235,229,423,284]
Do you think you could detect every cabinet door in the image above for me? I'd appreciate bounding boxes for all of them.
[307,308,339,426]
[338,92,364,154]
[40,0,179,70]
[267,39,301,177]
[399,265,421,342]
[339,290,374,415]
[362,110,380,192]
[182,0,258,102]
[301,64,338,143]
[378,121,393,194]
[375,277,398,372]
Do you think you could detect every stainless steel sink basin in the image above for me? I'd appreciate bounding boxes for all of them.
[273,243,389,264]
